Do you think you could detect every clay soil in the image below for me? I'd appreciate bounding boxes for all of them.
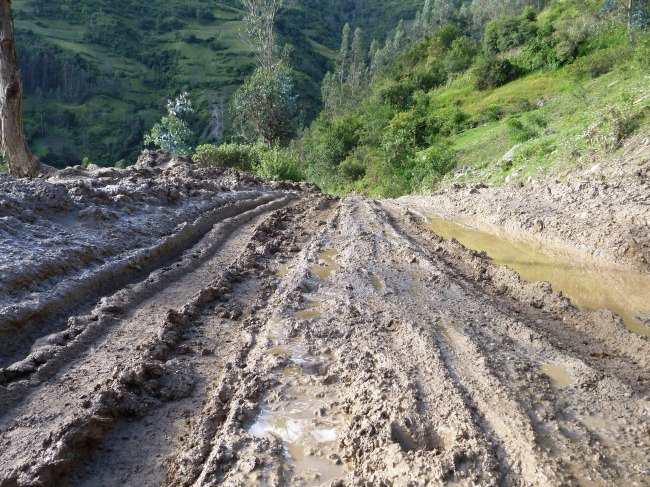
[0,152,648,486]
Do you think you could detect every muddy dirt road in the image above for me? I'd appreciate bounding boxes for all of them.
[1,155,649,486]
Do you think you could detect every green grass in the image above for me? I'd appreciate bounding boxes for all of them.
[444,59,650,186]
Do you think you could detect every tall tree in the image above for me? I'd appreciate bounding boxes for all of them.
[240,0,284,72]
[0,0,41,177]
[233,0,298,145]
[336,23,351,87]
[348,27,368,95]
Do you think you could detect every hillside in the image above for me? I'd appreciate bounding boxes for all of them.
[294,1,650,197]
[13,0,420,167]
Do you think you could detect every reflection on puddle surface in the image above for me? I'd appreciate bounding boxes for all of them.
[310,249,341,280]
[296,309,323,320]
[296,301,323,321]
[371,274,385,291]
[579,414,613,446]
[540,363,573,388]
[249,316,346,485]
[422,213,650,337]
[249,378,346,485]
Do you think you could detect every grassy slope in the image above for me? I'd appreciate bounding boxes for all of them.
[299,1,649,197]
[443,61,648,187]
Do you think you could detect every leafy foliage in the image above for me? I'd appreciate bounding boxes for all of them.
[193,142,264,170]
[474,55,522,90]
[144,93,195,155]
[233,63,299,145]
[255,145,304,181]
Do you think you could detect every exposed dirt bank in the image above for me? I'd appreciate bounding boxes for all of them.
[0,155,648,486]
[400,134,650,273]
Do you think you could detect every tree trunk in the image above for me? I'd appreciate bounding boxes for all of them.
[0,0,40,177]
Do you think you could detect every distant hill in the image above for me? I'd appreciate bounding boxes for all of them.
[12,0,420,167]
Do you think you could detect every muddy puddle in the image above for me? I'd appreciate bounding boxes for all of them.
[371,274,385,291]
[276,266,290,278]
[422,213,650,337]
[248,316,346,485]
[540,363,573,388]
[310,249,341,280]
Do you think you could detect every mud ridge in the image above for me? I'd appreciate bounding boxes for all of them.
[0,195,296,411]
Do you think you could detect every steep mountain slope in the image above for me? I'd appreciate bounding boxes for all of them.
[13,0,419,168]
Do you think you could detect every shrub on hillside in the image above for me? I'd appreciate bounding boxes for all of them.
[444,37,479,74]
[193,142,266,170]
[375,79,416,109]
[411,144,457,184]
[569,48,619,78]
[434,24,462,49]
[338,154,367,182]
[411,62,448,92]
[381,111,418,167]
[425,106,471,137]
[507,116,538,142]
[473,56,522,90]
[484,12,538,55]
[255,146,304,182]
[476,104,504,123]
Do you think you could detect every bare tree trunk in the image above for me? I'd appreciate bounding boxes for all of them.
[0,0,40,177]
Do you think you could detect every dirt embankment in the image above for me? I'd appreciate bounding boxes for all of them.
[0,154,649,486]
[401,134,650,272]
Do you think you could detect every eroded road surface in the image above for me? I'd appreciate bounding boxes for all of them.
[1,155,649,486]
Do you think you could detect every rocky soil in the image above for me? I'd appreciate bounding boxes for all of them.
[0,153,649,486]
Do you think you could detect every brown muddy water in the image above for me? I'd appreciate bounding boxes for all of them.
[248,316,346,485]
[539,363,574,388]
[422,214,650,337]
[310,249,341,280]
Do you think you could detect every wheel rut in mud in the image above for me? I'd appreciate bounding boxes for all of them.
[1,164,649,486]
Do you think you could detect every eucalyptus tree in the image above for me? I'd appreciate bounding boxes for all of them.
[234,0,299,145]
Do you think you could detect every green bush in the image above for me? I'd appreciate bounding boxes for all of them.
[425,107,471,137]
[411,144,457,184]
[374,79,416,109]
[484,14,538,54]
[444,37,479,74]
[381,111,418,166]
[192,143,265,170]
[507,116,539,142]
[434,24,462,49]
[477,104,504,123]
[634,33,650,68]
[411,62,448,91]
[255,146,304,182]
[338,154,367,182]
[474,56,522,90]
[569,48,619,79]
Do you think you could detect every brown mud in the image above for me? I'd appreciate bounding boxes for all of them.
[1,154,649,486]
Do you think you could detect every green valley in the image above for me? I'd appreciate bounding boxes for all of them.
[14,0,421,167]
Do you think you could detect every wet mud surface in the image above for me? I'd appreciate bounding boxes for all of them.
[1,154,649,486]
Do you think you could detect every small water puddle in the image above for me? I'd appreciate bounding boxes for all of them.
[248,315,346,484]
[276,266,290,278]
[296,309,323,320]
[371,274,385,292]
[422,213,650,337]
[540,363,573,389]
[310,249,341,280]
